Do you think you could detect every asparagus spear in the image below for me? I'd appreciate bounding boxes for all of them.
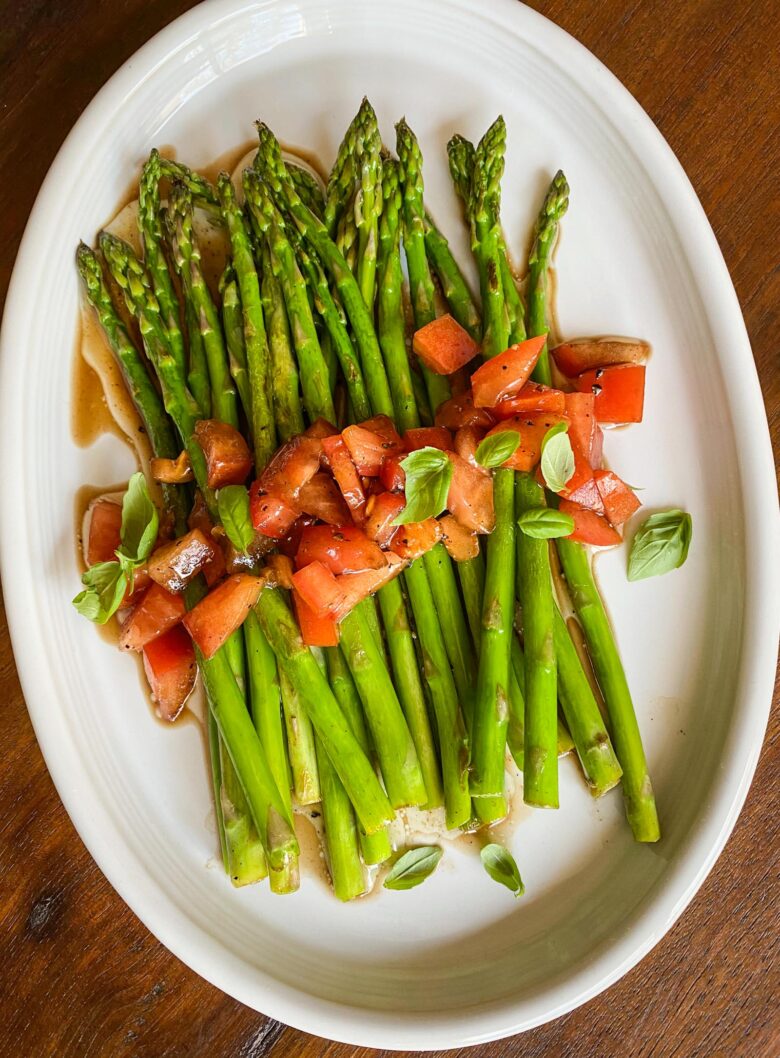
[354,100,383,308]
[527,170,569,385]
[288,162,325,219]
[423,214,481,341]
[324,100,368,238]
[219,264,254,425]
[259,242,306,443]
[279,668,321,805]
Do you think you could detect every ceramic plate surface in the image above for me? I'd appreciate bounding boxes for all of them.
[1,0,778,1049]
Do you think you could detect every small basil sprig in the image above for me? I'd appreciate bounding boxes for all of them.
[383,846,443,890]
[517,507,575,539]
[475,430,520,469]
[540,423,575,493]
[217,485,254,552]
[393,448,453,525]
[72,472,158,624]
[480,843,525,897]
[627,509,692,581]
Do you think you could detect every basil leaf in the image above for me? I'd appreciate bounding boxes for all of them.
[72,561,127,624]
[517,507,575,539]
[540,426,575,493]
[218,485,254,552]
[627,509,692,581]
[475,430,520,469]
[383,846,443,890]
[393,448,453,526]
[118,472,159,565]
[480,843,524,897]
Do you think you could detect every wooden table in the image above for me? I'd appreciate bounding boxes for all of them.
[1,2,777,1055]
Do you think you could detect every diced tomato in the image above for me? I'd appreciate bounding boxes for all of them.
[564,393,603,467]
[147,529,216,593]
[142,624,196,722]
[364,492,405,548]
[435,392,495,431]
[438,514,480,561]
[85,498,122,566]
[249,481,300,539]
[194,420,253,489]
[575,364,646,424]
[447,452,495,534]
[412,313,480,374]
[304,418,339,439]
[341,425,388,477]
[258,435,322,501]
[277,514,315,559]
[182,573,265,659]
[559,500,622,547]
[337,554,407,611]
[150,451,193,484]
[594,470,642,526]
[292,560,346,618]
[565,475,604,513]
[298,472,351,525]
[454,425,488,470]
[321,435,367,523]
[265,552,294,590]
[403,427,453,452]
[357,415,404,453]
[187,491,224,586]
[379,455,405,492]
[222,532,274,575]
[470,335,547,408]
[483,413,568,472]
[119,583,186,652]
[293,588,339,647]
[389,518,442,560]
[296,524,386,574]
[492,381,566,419]
[552,338,648,378]
[202,546,226,588]
[122,567,152,608]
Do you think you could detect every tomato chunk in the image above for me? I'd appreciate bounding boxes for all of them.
[364,492,406,548]
[321,435,367,523]
[412,313,480,374]
[484,413,568,472]
[341,425,388,476]
[182,573,265,659]
[403,427,453,452]
[552,338,648,378]
[277,514,315,559]
[293,588,339,646]
[249,482,300,539]
[258,435,322,502]
[85,498,122,566]
[559,500,622,547]
[435,392,494,431]
[292,560,346,618]
[564,393,603,467]
[454,425,488,470]
[438,514,480,561]
[565,474,604,513]
[147,529,216,593]
[389,518,442,560]
[150,451,193,484]
[194,420,253,488]
[357,415,404,452]
[265,553,295,590]
[297,472,351,525]
[446,452,495,534]
[379,455,405,492]
[188,491,225,586]
[337,554,407,611]
[296,524,386,574]
[470,335,547,408]
[594,470,642,526]
[119,583,186,652]
[142,624,196,721]
[575,364,646,424]
[304,417,339,439]
[492,381,566,419]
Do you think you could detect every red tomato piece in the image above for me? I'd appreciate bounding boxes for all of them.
[142,624,196,721]
[594,470,642,526]
[492,381,566,419]
[341,425,388,477]
[389,517,442,560]
[150,451,193,484]
[412,313,480,374]
[194,420,253,489]
[304,417,339,439]
[364,492,405,548]
[357,415,404,453]
[292,560,347,618]
[249,482,300,539]
[403,426,453,452]
[566,475,604,513]
[379,455,405,492]
[564,393,603,467]
[559,500,622,547]
[258,435,322,502]
[336,554,407,612]
[484,413,568,472]
[147,529,216,593]
[297,472,351,525]
[122,567,152,608]
[85,498,122,566]
[296,524,386,574]
[438,514,480,561]
[435,392,495,431]
[321,435,367,523]
[575,364,646,424]
[470,335,547,408]
[552,338,648,378]
[446,452,495,534]
[119,583,186,652]
[454,425,488,471]
[277,514,315,559]
[187,491,224,586]
[293,588,339,646]
[182,573,265,659]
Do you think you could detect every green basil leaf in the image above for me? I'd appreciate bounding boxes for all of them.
[540,427,575,493]
[393,448,453,525]
[480,843,524,897]
[72,561,127,624]
[217,485,255,552]
[118,472,159,564]
[517,507,575,539]
[475,430,521,469]
[383,846,443,890]
[627,509,692,581]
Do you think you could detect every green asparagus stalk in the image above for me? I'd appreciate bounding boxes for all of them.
[219,264,254,425]
[288,162,325,219]
[324,100,367,238]
[315,738,365,900]
[423,214,481,341]
[279,668,321,805]
[259,242,306,442]
[184,297,212,417]
[527,170,569,385]
[354,100,383,308]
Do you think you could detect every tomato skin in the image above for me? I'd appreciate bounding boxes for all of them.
[594,470,642,525]
[379,455,405,492]
[147,529,216,593]
[182,573,265,659]
[194,419,253,488]
[292,588,339,646]
[446,452,495,534]
[292,560,346,617]
[552,338,647,378]
[85,498,122,566]
[119,583,186,652]
[403,427,453,452]
[575,364,646,423]
[412,313,480,374]
[470,335,547,408]
[258,435,322,502]
[364,492,406,548]
[321,435,367,523]
[564,393,603,467]
[297,472,351,525]
[438,514,480,561]
[492,381,566,419]
[142,624,196,721]
[296,524,386,574]
[484,412,568,472]
[248,482,300,539]
[454,425,488,471]
[435,392,494,431]
[388,517,442,560]
[559,500,622,546]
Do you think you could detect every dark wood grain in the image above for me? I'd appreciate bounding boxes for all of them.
[0,1,777,1055]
